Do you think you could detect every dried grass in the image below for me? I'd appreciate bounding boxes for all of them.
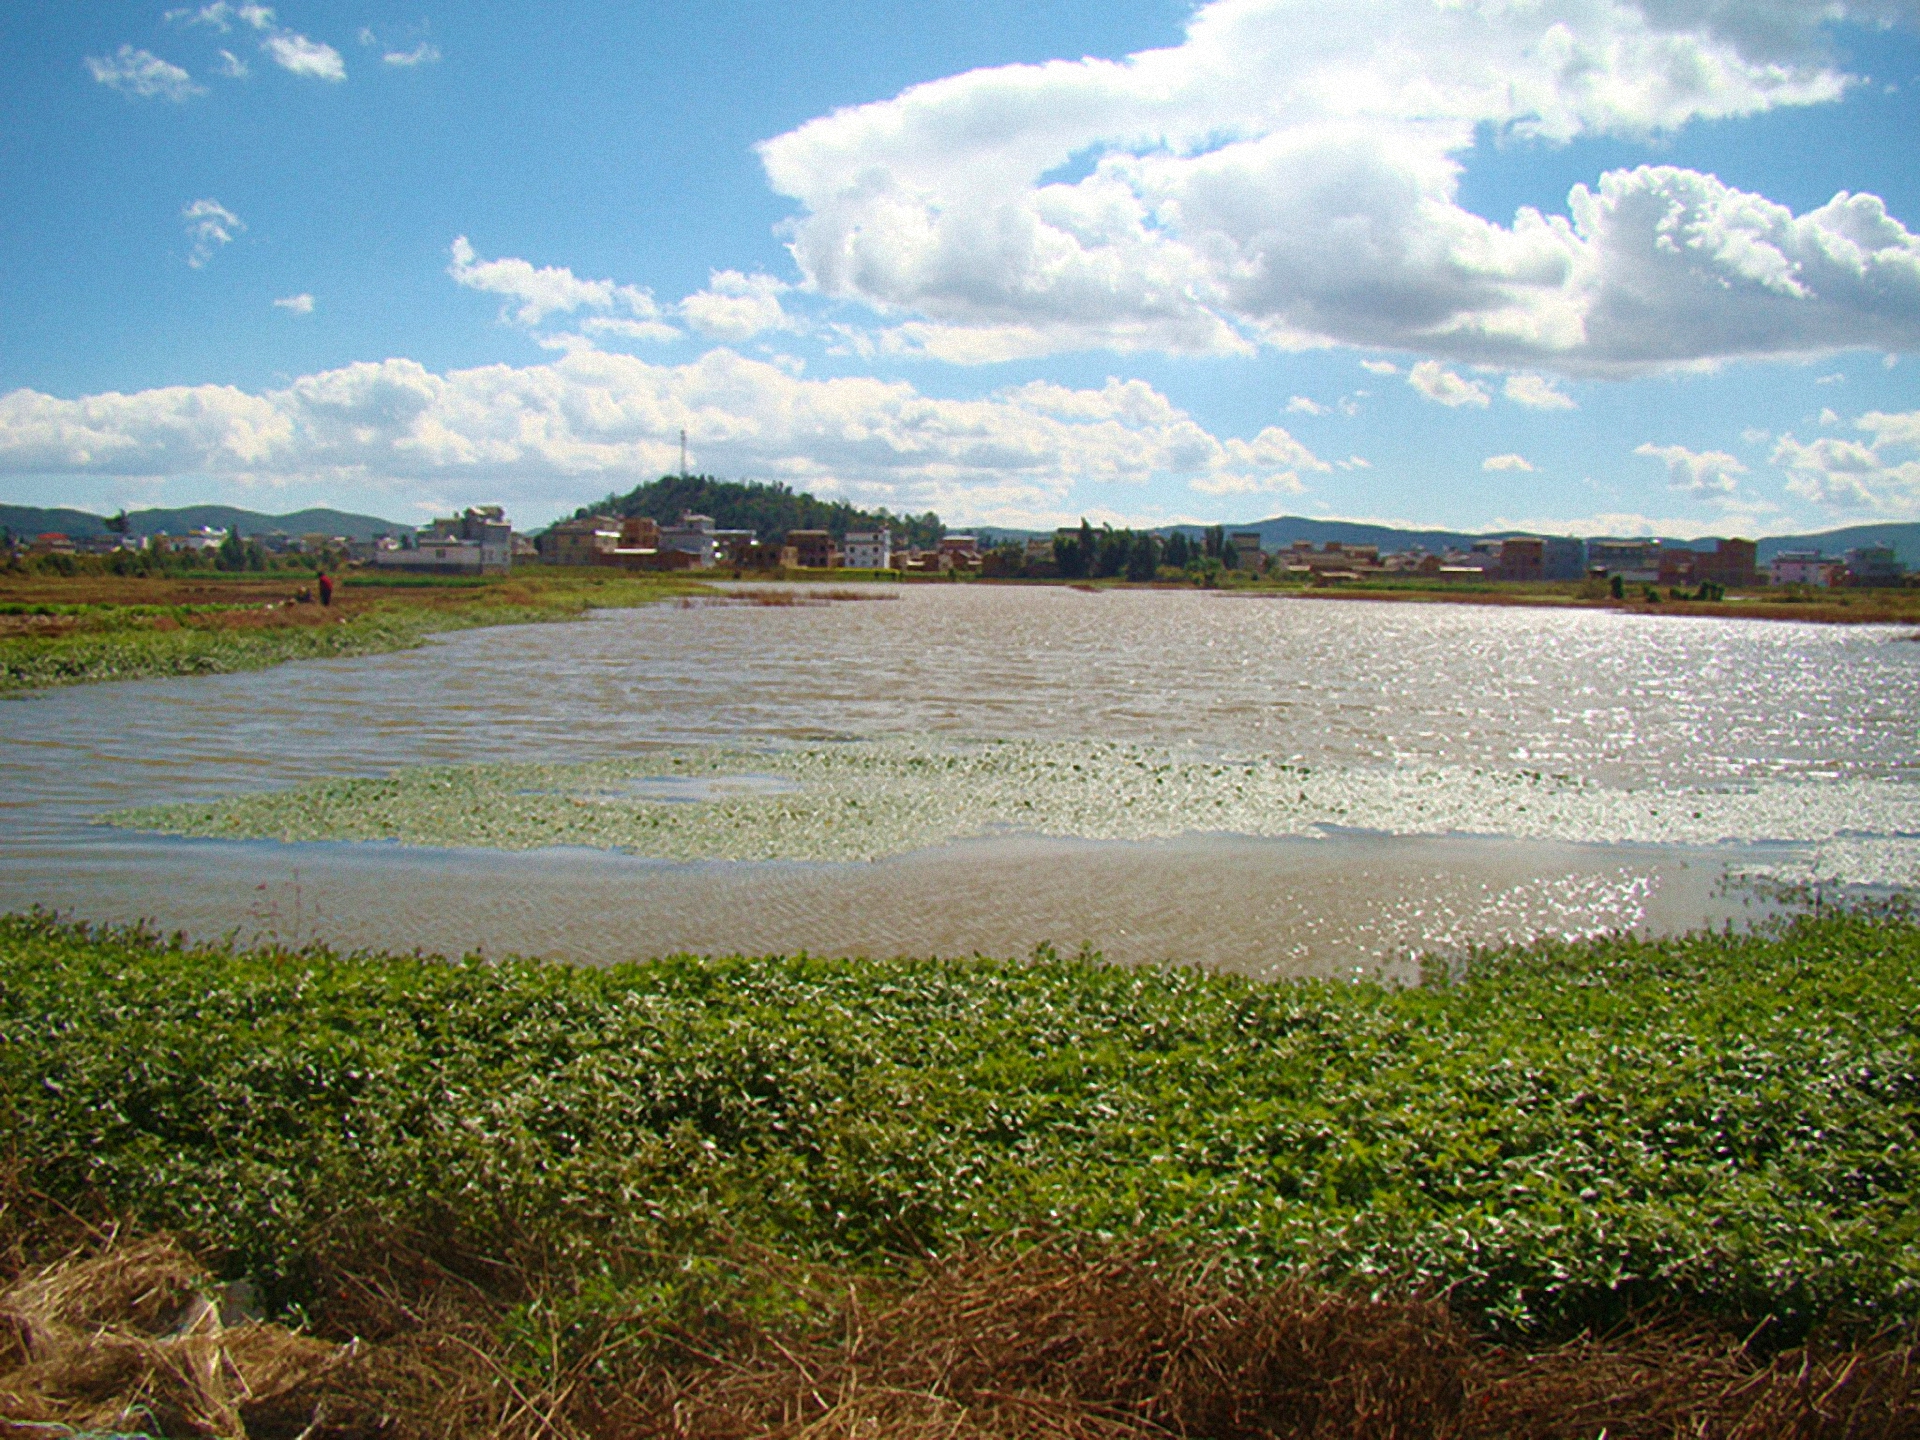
[3,1232,1918,1440]
[0,1236,355,1440]
[681,590,896,609]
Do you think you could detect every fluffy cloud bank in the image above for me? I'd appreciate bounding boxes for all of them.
[758,0,1920,372]
[0,352,1327,526]
[680,270,797,341]
[1635,441,1747,495]
[448,237,673,335]
[1773,409,1920,514]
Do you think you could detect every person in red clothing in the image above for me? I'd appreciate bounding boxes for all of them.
[317,571,333,607]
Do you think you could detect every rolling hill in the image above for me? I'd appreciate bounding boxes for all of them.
[0,504,411,544]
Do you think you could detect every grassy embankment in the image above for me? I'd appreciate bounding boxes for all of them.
[5,907,1920,1436]
[1244,574,1920,625]
[0,567,709,694]
[1039,570,1920,626]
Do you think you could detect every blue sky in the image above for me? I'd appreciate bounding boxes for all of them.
[2,0,1918,535]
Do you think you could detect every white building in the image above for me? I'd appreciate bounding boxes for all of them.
[1769,550,1843,587]
[842,530,894,569]
[372,506,513,574]
[172,526,227,554]
[660,512,720,567]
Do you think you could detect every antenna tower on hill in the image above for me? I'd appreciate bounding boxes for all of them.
[680,429,688,479]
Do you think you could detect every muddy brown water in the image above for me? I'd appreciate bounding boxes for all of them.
[2,585,1914,977]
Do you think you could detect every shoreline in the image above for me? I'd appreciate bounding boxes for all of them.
[5,566,1915,697]
[949,572,1920,628]
[0,568,710,693]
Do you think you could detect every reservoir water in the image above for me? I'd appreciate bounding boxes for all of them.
[2,586,1915,976]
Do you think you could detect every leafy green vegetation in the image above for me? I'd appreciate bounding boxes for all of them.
[5,907,1918,1339]
[104,739,1920,876]
[0,570,704,693]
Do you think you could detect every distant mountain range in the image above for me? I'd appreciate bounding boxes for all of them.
[1214,516,1920,567]
[10,500,1917,568]
[987,517,1920,566]
[0,504,410,544]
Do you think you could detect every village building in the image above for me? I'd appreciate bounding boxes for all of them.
[785,530,835,569]
[1495,537,1545,582]
[937,535,982,571]
[1586,538,1660,581]
[1277,541,1383,580]
[537,514,620,565]
[1769,550,1845,587]
[656,512,756,568]
[373,506,513,575]
[841,530,894,570]
[1542,537,1588,580]
[1845,545,1906,586]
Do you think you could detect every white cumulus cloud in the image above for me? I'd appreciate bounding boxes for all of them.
[1285,395,1328,415]
[262,31,345,80]
[383,43,440,66]
[448,237,670,333]
[1503,374,1577,410]
[86,46,203,101]
[1635,441,1748,495]
[756,0,1920,372]
[1189,471,1307,496]
[1408,360,1489,407]
[182,199,243,268]
[679,271,797,341]
[1773,410,1920,515]
[165,3,276,31]
[273,293,314,313]
[1359,360,1401,376]
[0,353,1330,528]
[1483,453,1535,471]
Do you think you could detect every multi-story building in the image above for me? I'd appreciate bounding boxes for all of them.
[842,530,894,570]
[661,512,721,567]
[1845,546,1906,586]
[1586,538,1659,580]
[1660,538,1759,589]
[1769,550,1844,587]
[1228,532,1265,570]
[375,506,514,574]
[1496,537,1545,582]
[1542,536,1587,580]
[1696,538,1758,588]
[1278,541,1381,575]
[1656,546,1699,586]
[937,535,982,571]
[785,529,834,568]
[537,514,620,565]
[657,512,755,568]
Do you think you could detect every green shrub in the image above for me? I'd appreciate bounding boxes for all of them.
[5,908,1919,1336]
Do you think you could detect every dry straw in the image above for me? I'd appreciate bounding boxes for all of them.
[5,1231,1918,1440]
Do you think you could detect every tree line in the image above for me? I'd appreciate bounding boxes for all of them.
[981,521,1250,582]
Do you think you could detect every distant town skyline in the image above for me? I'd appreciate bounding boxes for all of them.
[2,0,1917,536]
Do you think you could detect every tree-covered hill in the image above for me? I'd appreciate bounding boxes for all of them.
[575,475,945,546]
